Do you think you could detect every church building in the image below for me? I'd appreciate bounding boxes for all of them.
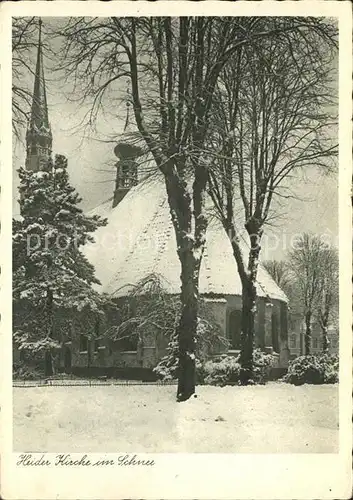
[82,166,290,377]
[19,21,290,379]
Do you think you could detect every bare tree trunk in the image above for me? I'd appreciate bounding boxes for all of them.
[176,249,198,402]
[239,278,256,384]
[320,309,330,353]
[162,164,207,402]
[227,225,260,384]
[321,325,329,353]
[300,328,304,356]
[319,303,330,353]
[163,178,197,402]
[238,227,261,383]
[304,310,312,355]
[128,20,209,402]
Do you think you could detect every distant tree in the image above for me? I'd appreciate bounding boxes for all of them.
[57,16,337,399]
[13,154,107,375]
[207,21,337,380]
[316,248,339,352]
[262,260,291,295]
[288,234,338,355]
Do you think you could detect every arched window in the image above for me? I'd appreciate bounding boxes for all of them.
[227,310,242,349]
[79,335,88,352]
[271,313,280,353]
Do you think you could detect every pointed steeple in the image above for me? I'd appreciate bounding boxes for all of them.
[25,18,52,172]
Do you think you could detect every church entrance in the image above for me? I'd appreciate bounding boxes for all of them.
[228,309,242,349]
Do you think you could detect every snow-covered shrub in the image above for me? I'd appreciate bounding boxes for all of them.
[141,275,228,380]
[153,318,225,381]
[252,349,277,384]
[202,349,276,386]
[283,354,339,385]
[195,358,206,383]
[321,353,339,383]
[154,351,206,382]
[203,355,241,386]
[153,331,179,380]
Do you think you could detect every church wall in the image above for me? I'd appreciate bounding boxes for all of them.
[69,321,161,373]
[255,299,266,348]
[66,295,289,374]
[203,298,228,354]
[18,295,289,378]
[223,296,289,357]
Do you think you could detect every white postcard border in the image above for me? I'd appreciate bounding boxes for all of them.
[0,2,352,499]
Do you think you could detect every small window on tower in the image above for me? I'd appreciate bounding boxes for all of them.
[121,163,129,187]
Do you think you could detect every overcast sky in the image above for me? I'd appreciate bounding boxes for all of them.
[12,18,339,261]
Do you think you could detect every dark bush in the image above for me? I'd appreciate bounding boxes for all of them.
[13,361,44,380]
[283,354,339,385]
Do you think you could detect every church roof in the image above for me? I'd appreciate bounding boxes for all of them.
[84,179,287,303]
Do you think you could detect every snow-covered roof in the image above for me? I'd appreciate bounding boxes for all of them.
[84,179,287,302]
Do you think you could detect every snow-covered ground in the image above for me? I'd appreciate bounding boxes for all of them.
[13,382,338,453]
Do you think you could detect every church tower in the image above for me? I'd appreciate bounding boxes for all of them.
[112,142,139,208]
[111,95,143,208]
[25,19,52,172]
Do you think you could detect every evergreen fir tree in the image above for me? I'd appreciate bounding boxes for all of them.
[13,154,107,376]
